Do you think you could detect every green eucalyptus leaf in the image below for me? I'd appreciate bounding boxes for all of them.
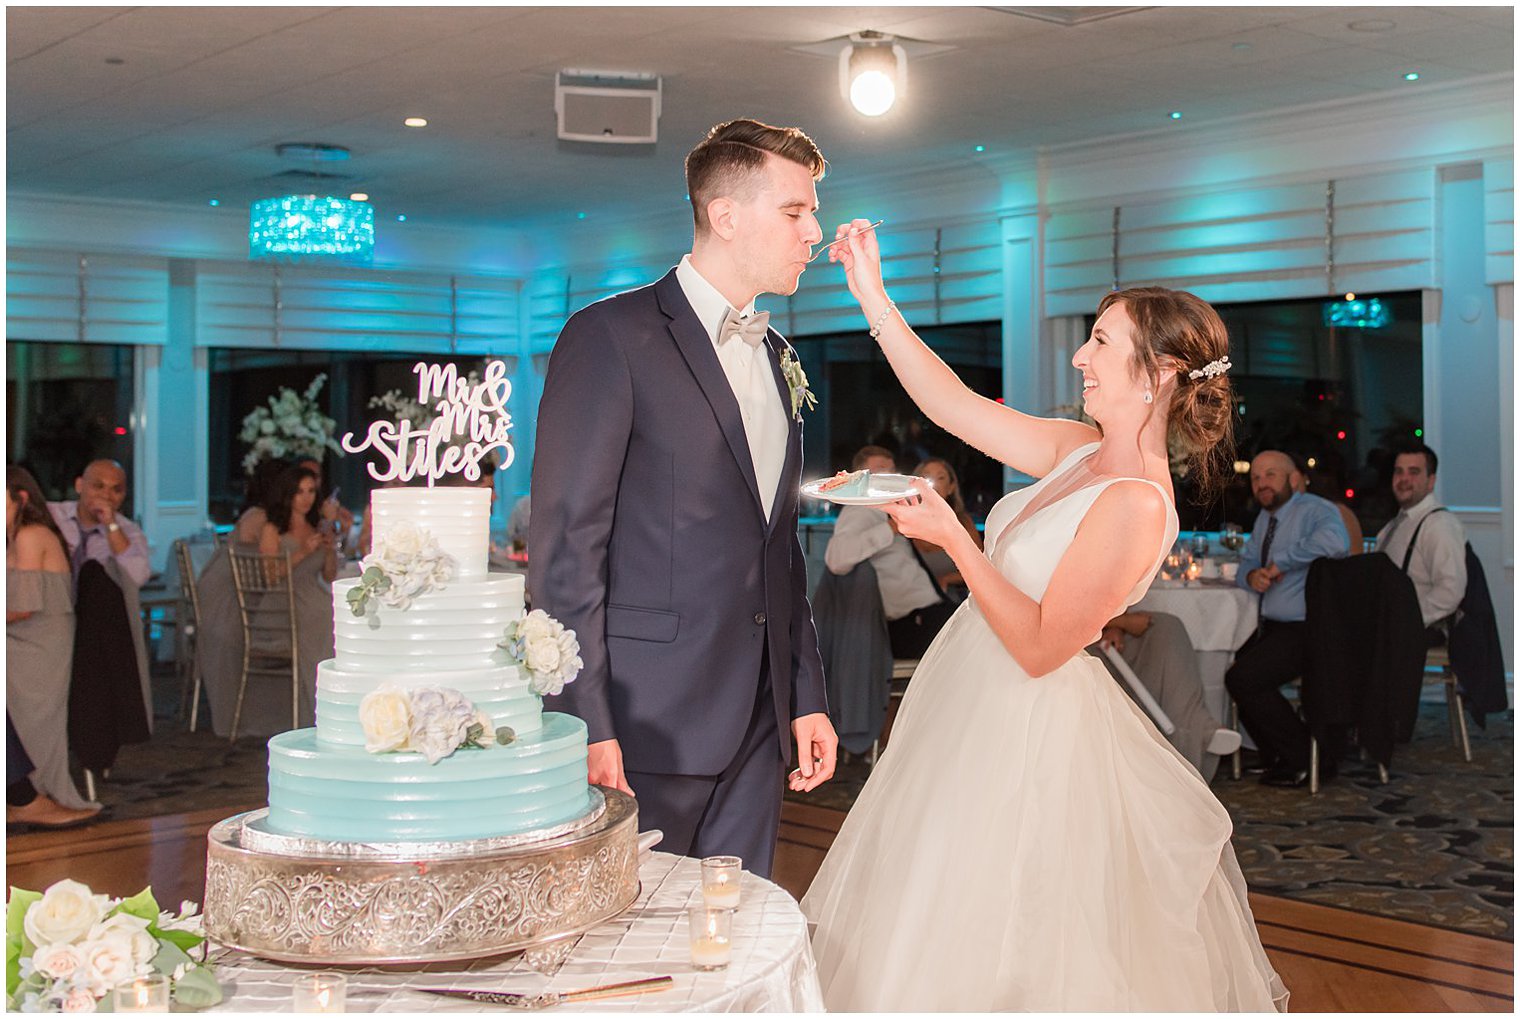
[172,966,224,1009]
[115,887,159,922]
[496,726,517,746]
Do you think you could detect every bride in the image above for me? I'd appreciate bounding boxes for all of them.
[801,219,1288,1011]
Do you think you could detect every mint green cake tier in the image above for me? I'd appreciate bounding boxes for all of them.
[314,662,544,748]
[266,712,592,842]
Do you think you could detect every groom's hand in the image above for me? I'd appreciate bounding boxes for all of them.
[587,739,635,797]
[788,713,838,793]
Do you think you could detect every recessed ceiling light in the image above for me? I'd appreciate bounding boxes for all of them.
[576,212,587,220]
[973,144,986,153]
[349,192,369,202]
[403,117,428,128]
[208,199,220,207]
[1345,292,1356,300]
[1169,111,1183,120]
[396,214,407,222]
[1403,71,1420,81]
[1348,18,1395,32]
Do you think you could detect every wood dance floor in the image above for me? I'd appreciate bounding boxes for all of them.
[8,801,1512,1012]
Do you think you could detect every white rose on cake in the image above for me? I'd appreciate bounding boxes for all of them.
[359,685,413,753]
[24,880,111,948]
[351,522,456,616]
[502,609,584,698]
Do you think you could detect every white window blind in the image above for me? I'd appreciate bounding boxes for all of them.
[195,261,521,355]
[1484,158,1513,286]
[1045,168,1437,316]
[7,248,169,346]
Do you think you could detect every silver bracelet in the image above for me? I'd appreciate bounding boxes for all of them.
[868,301,898,338]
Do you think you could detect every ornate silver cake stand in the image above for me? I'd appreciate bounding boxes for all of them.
[203,788,640,968]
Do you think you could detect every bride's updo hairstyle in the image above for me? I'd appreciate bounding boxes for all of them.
[1097,286,1236,501]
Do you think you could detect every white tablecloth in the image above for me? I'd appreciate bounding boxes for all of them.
[1135,579,1258,726]
[207,852,824,1012]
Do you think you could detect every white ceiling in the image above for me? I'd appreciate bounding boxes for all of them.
[6,6,1513,230]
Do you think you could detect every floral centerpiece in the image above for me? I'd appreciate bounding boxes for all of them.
[6,881,221,1012]
[358,685,516,765]
[346,520,456,617]
[238,373,343,474]
[500,609,583,698]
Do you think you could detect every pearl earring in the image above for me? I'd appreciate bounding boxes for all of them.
[1143,387,1153,405]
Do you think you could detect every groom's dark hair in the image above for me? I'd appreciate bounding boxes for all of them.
[685,119,826,233]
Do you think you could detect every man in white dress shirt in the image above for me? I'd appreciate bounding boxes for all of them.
[825,446,955,659]
[48,459,151,591]
[1374,443,1466,645]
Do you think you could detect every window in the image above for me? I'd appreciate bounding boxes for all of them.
[6,341,137,507]
[790,322,1003,520]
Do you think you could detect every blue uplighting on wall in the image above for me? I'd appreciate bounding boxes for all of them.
[248,195,374,262]
[1323,296,1391,329]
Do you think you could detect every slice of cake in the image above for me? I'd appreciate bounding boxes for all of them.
[819,468,871,498]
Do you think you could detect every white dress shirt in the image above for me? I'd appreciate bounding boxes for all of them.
[825,506,943,621]
[1374,493,1467,626]
[48,501,152,589]
[675,255,790,523]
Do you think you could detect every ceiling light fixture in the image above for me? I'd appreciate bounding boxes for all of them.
[1169,111,1183,120]
[404,117,428,128]
[349,192,369,202]
[840,32,907,117]
[1402,71,1420,81]
[249,143,373,262]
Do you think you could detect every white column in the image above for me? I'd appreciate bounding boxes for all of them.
[1001,211,1039,489]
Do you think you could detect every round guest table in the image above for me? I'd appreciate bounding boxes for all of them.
[206,851,825,1012]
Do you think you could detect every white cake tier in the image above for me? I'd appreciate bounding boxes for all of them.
[370,487,491,578]
[332,574,525,671]
[316,661,544,748]
[267,713,593,842]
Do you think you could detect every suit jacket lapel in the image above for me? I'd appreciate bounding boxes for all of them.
[765,333,802,537]
[656,271,765,517]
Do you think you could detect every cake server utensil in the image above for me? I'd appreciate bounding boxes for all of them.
[419,975,674,1009]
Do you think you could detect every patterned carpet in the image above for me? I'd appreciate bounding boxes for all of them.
[23,673,1512,941]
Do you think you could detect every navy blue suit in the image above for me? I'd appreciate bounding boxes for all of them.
[530,268,827,876]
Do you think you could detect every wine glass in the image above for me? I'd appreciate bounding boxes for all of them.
[1220,523,1245,553]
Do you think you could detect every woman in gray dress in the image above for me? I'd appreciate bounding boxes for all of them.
[255,466,337,730]
[197,457,285,737]
[6,466,100,822]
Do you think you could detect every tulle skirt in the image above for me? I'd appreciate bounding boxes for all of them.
[801,601,1289,1012]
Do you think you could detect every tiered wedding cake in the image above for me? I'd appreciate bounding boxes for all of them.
[265,487,592,843]
[204,361,640,966]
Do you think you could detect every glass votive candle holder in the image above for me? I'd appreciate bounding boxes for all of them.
[112,973,170,1012]
[701,855,743,909]
[293,971,348,1012]
[688,905,733,971]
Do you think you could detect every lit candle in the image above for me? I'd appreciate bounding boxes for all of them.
[293,972,348,1012]
[701,856,743,910]
[688,905,733,971]
[112,974,170,1012]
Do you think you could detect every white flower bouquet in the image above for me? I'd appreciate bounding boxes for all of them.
[238,373,343,474]
[6,881,222,1012]
[359,684,516,765]
[500,609,584,698]
[347,521,456,617]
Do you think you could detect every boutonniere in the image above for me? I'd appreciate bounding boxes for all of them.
[778,347,817,422]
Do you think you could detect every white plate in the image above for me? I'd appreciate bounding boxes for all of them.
[801,473,924,506]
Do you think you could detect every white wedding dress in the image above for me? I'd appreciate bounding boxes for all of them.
[802,443,1288,1012]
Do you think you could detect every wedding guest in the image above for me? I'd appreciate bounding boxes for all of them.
[196,456,288,737]
[1091,611,1240,780]
[910,457,982,598]
[1373,443,1466,642]
[507,494,531,550]
[1225,449,1350,787]
[297,456,355,547]
[826,447,954,658]
[251,466,336,732]
[7,466,100,821]
[49,459,153,743]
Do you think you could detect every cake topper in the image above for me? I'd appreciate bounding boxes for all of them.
[341,360,515,485]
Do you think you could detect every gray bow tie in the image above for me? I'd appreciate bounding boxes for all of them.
[718,309,770,348]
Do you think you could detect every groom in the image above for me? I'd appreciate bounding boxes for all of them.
[530,119,838,878]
